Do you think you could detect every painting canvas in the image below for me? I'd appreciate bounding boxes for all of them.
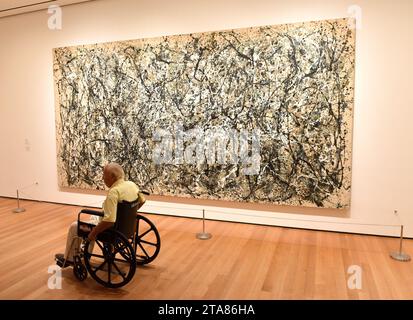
[53,18,355,208]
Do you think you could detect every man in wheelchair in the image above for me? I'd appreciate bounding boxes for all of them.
[55,162,146,269]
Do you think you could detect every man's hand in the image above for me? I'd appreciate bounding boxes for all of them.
[87,221,114,241]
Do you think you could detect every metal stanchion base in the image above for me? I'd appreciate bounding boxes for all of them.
[13,208,26,213]
[390,252,411,262]
[196,232,212,240]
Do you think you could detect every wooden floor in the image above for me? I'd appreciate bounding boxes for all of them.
[0,197,412,300]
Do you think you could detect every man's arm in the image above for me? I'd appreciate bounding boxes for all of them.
[88,189,118,241]
[137,192,146,210]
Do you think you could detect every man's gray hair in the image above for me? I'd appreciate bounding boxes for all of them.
[106,162,125,180]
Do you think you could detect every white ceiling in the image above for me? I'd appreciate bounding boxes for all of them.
[0,0,96,18]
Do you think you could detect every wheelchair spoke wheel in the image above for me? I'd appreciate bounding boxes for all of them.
[73,255,87,281]
[133,214,161,265]
[84,230,136,288]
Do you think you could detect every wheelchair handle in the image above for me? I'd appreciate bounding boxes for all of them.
[140,190,150,195]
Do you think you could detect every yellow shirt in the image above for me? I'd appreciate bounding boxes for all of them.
[102,178,145,223]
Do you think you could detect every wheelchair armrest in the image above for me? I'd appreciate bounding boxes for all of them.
[77,209,103,237]
[78,209,104,222]
[79,209,104,216]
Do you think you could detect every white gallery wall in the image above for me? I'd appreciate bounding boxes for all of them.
[0,0,412,237]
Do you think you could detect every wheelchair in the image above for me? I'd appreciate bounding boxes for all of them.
[61,191,161,288]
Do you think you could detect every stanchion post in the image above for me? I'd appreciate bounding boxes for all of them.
[12,189,26,213]
[196,209,212,240]
[390,225,411,262]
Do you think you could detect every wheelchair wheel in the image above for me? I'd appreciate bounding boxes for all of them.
[73,255,87,281]
[83,230,136,288]
[133,214,161,265]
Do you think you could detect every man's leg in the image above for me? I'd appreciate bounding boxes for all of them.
[64,221,82,262]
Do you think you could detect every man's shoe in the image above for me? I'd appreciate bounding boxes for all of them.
[54,253,64,260]
[55,253,73,268]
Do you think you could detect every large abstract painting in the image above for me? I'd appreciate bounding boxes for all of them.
[53,18,355,208]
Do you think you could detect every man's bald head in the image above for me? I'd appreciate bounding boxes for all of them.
[103,162,124,187]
